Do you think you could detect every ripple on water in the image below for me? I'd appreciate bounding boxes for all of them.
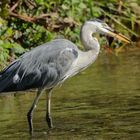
[0,50,140,140]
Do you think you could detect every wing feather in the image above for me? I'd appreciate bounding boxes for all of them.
[0,39,78,92]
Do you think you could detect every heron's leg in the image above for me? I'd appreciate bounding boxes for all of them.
[46,89,53,128]
[27,89,43,134]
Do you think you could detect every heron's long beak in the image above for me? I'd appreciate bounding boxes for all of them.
[107,29,131,43]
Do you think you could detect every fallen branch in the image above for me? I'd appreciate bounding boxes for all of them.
[9,11,35,23]
[10,0,21,12]
[9,11,52,23]
[9,11,77,28]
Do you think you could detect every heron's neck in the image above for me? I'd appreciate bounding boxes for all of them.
[80,24,100,53]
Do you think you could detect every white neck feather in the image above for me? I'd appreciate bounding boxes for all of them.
[80,22,100,53]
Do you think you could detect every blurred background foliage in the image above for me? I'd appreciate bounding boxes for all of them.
[0,0,140,67]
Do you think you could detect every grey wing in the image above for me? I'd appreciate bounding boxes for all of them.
[54,47,78,83]
[18,47,78,90]
[0,45,78,92]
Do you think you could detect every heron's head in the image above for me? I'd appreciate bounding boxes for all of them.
[86,19,130,43]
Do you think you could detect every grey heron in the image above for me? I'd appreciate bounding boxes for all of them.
[0,19,130,134]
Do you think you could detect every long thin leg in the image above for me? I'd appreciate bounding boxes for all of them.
[27,89,43,134]
[46,89,53,128]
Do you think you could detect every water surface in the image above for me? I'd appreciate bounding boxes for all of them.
[0,50,140,140]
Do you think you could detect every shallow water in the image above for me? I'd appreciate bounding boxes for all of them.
[0,50,140,140]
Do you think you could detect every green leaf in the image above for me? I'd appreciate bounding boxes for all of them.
[12,43,26,54]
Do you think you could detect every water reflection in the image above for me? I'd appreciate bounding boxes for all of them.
[0,50,140,139]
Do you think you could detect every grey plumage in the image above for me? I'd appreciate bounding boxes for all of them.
[0,39,79,92]
[0,19,130,134]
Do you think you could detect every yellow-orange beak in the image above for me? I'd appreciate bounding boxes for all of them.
[107,30,131,44]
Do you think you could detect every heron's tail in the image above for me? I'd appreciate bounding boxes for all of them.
[0,60,20,93]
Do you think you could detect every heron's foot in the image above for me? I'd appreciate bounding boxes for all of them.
[27,112,34,135]
[29,129,33,136]
[46,115,53,129]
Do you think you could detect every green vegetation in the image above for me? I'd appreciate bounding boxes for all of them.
[0,0,140,66]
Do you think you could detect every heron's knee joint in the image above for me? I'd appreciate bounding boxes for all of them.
[46,114,51,119]
[27,112,32,118]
